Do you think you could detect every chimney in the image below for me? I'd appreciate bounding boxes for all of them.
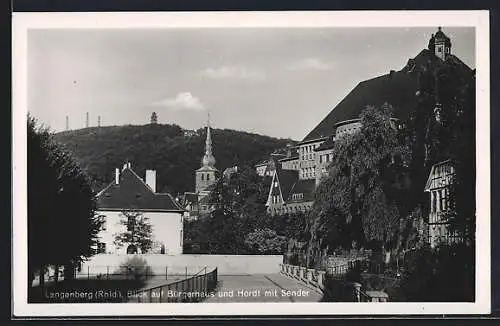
[286,143,292,158]
[146,170,156,193]
[115,168,120,184]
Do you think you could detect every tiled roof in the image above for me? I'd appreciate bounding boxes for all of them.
[183,192,198,205]
[96,167,184,212]
[279,155,299,162]
[301,49,473,142]
[314,137,335,152]
[275,168,299,202]
[196,166,218,172]
[286,179,316,203]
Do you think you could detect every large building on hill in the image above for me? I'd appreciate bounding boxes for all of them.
[263,27,473,217]
[95,162,185,255]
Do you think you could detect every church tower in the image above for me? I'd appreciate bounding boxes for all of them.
[428,27,451,61]
[195,113,218,193]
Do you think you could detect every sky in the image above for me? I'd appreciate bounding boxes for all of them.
[28,27,475,141]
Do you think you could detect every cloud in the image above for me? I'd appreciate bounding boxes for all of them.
[288,58,336,71]
[150,92,205,111]
[201,66,265,81]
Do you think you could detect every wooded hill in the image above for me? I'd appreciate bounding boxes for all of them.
[53,124,295,196]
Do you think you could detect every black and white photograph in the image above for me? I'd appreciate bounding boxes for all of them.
[12,11,490,316]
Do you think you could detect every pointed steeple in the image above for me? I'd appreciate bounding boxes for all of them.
[201,111,216,167]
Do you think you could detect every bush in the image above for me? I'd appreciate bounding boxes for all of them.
[116,256,154,280]
[399,243,474,301]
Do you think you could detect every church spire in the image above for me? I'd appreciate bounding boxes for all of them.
[201,111,216,167]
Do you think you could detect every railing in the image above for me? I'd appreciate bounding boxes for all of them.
[279,263,326,293]
[127,267,218,303]
[280,263,388,302]
[75,265,209,281]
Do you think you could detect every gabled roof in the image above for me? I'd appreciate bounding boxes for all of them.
[286,179,316,203]
[424,159,454,192]
[96,167,184,212]
[275,168,299,202]
[279,155,299,162]
[301,48,473,143]
[182,192,198,205]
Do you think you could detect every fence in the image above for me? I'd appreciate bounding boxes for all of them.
[280,263,326,294]
[75,265,211,281]
[280,262,389,302]
[127,267,218,303]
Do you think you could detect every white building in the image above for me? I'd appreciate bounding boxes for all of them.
[424,159,460,248]
[95,162,185,255]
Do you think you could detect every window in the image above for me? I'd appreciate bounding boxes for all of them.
[441,189,446,211]
[436,191,441,212]
[99,215,106,231]
[437,47,442,53]
[319,155,323,164]
[201,174,205,181]
[127,216,135,231]
[206,174,210,181]
[97,242,106,254]
[431,191,437,213]
[274,181,278,188]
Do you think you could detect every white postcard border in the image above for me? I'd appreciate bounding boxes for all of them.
[12,10,490,317]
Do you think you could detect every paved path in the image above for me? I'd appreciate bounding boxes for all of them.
[205,274,322,302]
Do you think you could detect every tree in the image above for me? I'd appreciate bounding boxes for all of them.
[28,115,103,289]
[150,112,158,124]
[307,105,411,265]
[245,228,287,254]
[114,210,153,254]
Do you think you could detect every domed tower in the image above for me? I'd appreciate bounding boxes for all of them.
[428,27,452,61]
[195,113,218,193]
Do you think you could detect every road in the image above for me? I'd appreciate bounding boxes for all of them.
[205,274,323,302]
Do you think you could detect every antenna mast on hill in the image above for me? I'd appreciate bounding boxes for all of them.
[86,112,89,128]
[65,116,69,131]
[98,115,101,127]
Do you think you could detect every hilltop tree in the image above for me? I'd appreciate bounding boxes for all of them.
[150,112,158,124]
[28,115,103,289]
[114,210,154,254]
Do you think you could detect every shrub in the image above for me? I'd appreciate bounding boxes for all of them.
[116,256,154,280]
[399,243,474,301]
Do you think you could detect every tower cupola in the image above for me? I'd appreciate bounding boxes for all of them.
[201,112,216,167]
[428,27,452,61]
